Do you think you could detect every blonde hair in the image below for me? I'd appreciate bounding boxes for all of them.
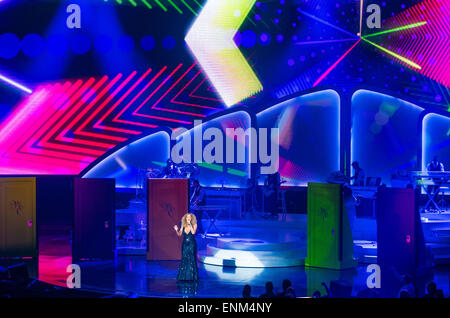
[181,213,197,230]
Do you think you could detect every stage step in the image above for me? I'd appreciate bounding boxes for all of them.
[422,213,450,264]
[354,240,377,264]
[198,236,306,268]
[432,227,450,234]
[427,242,450,254]
[428,243,450,265]
[430,228,450,244]
[215,237,301,251]
[433,254,450,265]
[208,214,307,231]
[421,212,450,221]
[197,250,305,268]
[206,244,304,258]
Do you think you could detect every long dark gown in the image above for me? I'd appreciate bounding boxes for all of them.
[176,230,198,281]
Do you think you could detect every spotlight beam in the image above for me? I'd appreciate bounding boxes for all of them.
[362,38,422,70]
[0,74,33,94]
[359,0,364,36]
[297,9,359,39]
[363,21,427,38]
[313,39,361,87]
[295,38,358,46]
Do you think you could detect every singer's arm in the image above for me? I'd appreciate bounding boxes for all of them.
[173,225,182,236]
[189,223,197,235]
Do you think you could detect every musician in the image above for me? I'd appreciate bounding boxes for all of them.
[426,156,445,202]
[190,179,205,207]
[244,178,258,215]
[163,158,180,178]
[190,179,205,233]
[350,161,365,186]
[427,156,445,172]
[264,172,281,218]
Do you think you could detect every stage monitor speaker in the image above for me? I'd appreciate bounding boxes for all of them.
[222,259,236,267]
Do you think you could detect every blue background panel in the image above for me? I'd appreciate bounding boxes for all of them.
[175,111,252,188]
[351,90,424,186]
[422,113,450,171]
[83,131,170,188]
[257,89,340,186]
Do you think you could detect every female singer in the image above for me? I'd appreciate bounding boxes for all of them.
[173,213,198,281]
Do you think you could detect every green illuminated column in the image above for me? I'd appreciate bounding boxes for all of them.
[305,183,356,270]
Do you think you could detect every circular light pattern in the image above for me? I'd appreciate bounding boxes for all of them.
[21,34,44,58]
[141,35,155,51]
[241,30,257,48]
[259,33,271,45]
[70,33,91,55]
[0,33,21,59]
[375,111,389,126]
[95,35,113,54]
[162,36,176,50]
[46,34,68,56]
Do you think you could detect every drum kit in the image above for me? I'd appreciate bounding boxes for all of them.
[134,163,201,201]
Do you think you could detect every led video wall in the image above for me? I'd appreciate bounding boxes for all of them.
[0,0,449,186]
[351,90,424,186]
[257,89,340,186]
[173,111,252,188]
[83,131,170,188]
[422,113,450,171]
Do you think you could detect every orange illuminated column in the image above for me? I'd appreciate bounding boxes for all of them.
[147,179,189,260]
[0,178,37,258]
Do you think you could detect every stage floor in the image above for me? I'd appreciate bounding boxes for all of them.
[72,214,372,297]
[78,257,374,297]
[2,253,450,298]
[35,255,450,298]
[2,213,449,298]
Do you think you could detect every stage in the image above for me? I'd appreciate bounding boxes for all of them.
[0,212,442,298]
[1,0,449,305]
